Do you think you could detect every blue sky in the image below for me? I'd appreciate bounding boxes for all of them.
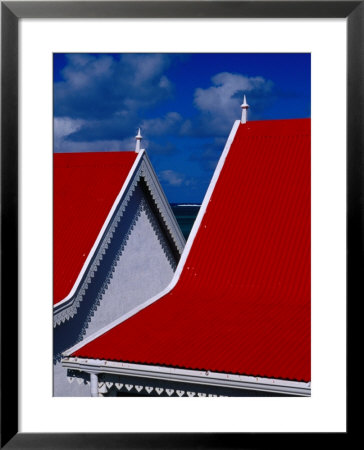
[54,53,310,203]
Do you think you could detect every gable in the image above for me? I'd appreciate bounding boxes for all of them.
[53,150,185,326]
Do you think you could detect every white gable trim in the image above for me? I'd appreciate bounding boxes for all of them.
[53,150,185,326]
[139,152,185,255]
[62,356,311,396]
[63,121,240,346]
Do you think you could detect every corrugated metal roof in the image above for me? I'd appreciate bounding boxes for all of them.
[53,151,137,305]
[72,119,311,382]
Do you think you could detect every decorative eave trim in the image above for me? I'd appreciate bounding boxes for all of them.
[53,150,186,327]
[62,121,240,343]
[62,356,311,397]
[64,371,223,397]
[139,151,185,254]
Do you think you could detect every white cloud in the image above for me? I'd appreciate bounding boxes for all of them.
[54,137,136,153]
[159,169,185,187]
[54,115,136,152]
[54,54,174,120]
[141,112,183,136]
[193,72,273,135]
[54,117,85,140]
[62,54,114,88]
[159,76,171,89]
[195,72,272,114]
[121,54,170,86]
[54,117,85,151]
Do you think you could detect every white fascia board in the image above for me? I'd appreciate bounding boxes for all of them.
[53,150,145,310]
[62,356,311,396]
[141,151,185,252]
[63,121,241,352]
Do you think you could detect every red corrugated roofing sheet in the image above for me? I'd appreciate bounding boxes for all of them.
[73,119,311,382]
[54,151,138,305]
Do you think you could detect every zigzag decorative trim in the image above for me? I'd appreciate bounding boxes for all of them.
[139,155,185,254]
[76,197,177,343]
[65,373,226,397]
[94,383,225,397]
[142,197,177,270]
[54,155,185,328]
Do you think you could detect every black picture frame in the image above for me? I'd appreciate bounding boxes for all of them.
[1,1,359,448]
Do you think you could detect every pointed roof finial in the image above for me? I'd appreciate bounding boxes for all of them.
[135,128,142,153]
[241,95,249,124]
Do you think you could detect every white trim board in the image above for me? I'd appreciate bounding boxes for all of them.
[62,356,311,397]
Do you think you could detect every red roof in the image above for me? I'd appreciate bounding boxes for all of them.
[54,151,138,305]
[72,119,311,382]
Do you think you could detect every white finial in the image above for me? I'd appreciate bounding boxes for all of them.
[135,128,142,153]
[241,95,249,124]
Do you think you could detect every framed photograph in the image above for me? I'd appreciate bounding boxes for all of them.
[1,1,358,448]
[52,50,311,401]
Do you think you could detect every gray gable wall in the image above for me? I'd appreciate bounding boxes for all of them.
[83,186,175,339]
